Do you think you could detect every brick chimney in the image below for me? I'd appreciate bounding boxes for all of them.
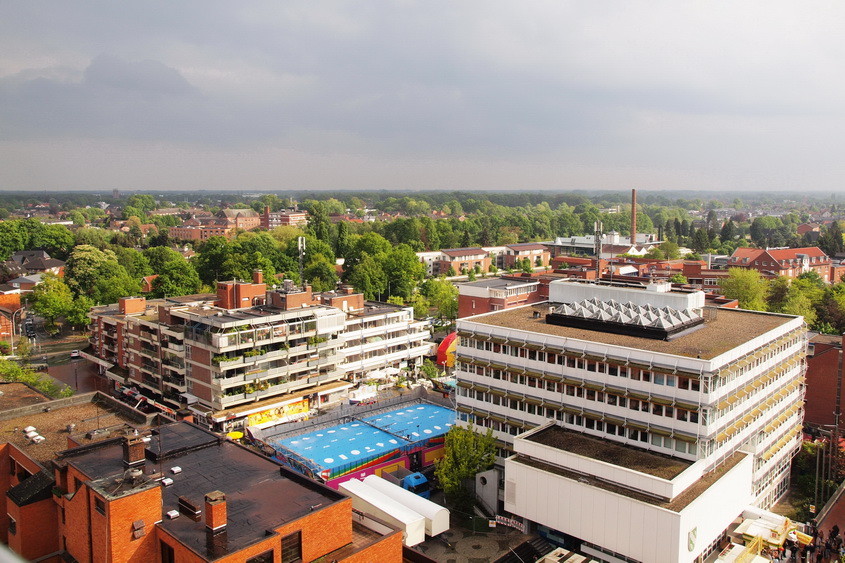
[631,188,637,246]
[119,297,146,315]
[253,270,263,284]
[205,491,227,532]
[122,435,146,468]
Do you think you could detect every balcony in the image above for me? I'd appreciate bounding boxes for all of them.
[139,331,159,344]
[161,325,185,338]
[162,376,187,390]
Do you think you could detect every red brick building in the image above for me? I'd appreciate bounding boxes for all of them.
[261,206,308,229]
[728,247,832,282]
[502,243,551,270]
[435,248,491,276]
[804,333,845,429]
[2,404,402,562]
[458,277,543,318]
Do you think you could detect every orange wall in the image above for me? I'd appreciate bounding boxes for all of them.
[7,498,59,560]
[274,498,353,562]
[339,531,403,563]
[101,486,163,563]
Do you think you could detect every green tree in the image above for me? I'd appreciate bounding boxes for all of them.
[346,253,386,300]
[143,246,184,273]
[74,227,111,249]
[719,268,768,311]
[151,261,202,298]
[819,222,844,257]
[419,358,441,379]
[125,194,156,215]
[113,247,153,279]
[435,425,496,498]
[303,255,338,292]
[335,221,351,258]
[28,273,73,329]
[409,293,431,318]
[668,273,688,284]
[66,296,95,329]
[308,201,332,243]
[720,219,736,242]
[421,278,458,320]
[0,359,72,398]
[383,244,425,300]
[194,237,232,286]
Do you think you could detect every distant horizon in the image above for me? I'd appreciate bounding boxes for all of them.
[0,187,841,199]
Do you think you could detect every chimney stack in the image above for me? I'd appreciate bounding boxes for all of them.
[122,436,146,468]
[631,188,638,246]
[253,270,264,284]
[205,491,227,533]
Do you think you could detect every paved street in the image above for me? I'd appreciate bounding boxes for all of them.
[47,358,107,393]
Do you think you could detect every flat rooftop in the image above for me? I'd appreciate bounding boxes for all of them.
[461,278,538,289]
[0,382,51,410]
[466,304,794,359]
[0,394,142,464]
[514,430,746,512]
[526,425,690,480]
[65,422,347,559]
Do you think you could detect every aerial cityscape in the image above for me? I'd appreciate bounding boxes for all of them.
[3,3,845,563]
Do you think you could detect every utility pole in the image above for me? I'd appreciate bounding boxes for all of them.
[297,236,306,287]
[594,221,603,280]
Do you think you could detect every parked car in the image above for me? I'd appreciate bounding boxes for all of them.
[70,350,81,359]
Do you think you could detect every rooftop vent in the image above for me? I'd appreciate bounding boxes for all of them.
[547,298,704,340]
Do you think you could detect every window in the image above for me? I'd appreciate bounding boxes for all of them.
[161,541,175,563]
[95,497,106,515]
[8,515,15,535]
[248,551,275,563]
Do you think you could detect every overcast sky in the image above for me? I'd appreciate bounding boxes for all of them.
[2,2,844,192]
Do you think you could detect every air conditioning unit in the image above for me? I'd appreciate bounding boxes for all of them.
[161,478,174,486]
[170,466,182,474]
[166,510,179,519]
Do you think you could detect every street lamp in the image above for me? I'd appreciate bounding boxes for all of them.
[9,308,23,353]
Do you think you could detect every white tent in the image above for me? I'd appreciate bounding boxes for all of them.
[364,475,450,536]
[339,479,426,547]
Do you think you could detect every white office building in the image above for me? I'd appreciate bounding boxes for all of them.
[455,280,806,562]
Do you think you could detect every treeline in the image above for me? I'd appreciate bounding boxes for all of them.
[719,269,845,334]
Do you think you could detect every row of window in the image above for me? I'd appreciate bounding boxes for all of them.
[461,338,702,391]
[463,409,698,456]
[462,333,804,394]
[457,385,701,424]
[711,335,802,388]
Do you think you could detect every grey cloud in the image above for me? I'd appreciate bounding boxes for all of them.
[1,2,844,190]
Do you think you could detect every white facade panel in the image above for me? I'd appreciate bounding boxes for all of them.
[505,452,753,563]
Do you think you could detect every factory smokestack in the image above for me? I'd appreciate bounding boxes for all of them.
[631,188,637,247]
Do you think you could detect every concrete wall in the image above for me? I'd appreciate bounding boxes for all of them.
[548,280,705,311]
[504,452,753,563]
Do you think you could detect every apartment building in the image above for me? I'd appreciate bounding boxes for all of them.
[5,414,402,562]
[260,205,308,229]
[87,278,430,433]
[728,246,832,281]
[340,302,431,382]
[502,243,551,270]
[454,280,805,559]
[436,248,491,276]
